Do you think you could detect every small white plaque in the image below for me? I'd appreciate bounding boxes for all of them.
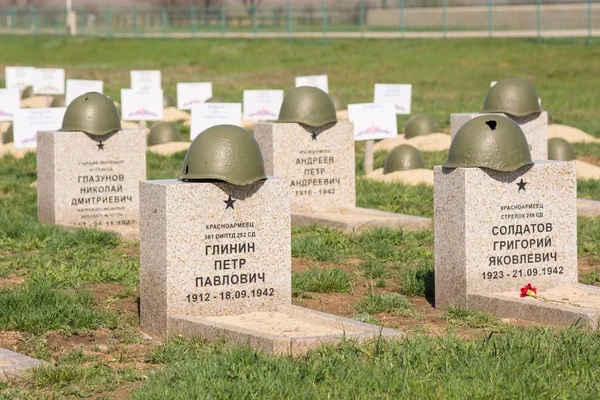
[374,84,412,115]
[33,68,65,95]
[295,75,328,93]
[176,82,213,110]
[491,81,497,87]
[13,108,66,148]
[348,103,397,141]
[5,66,36,91]
[243,90,283,121]
[190,103,242,141]
[130,70,162,91]
[0,88,21,121]
[66,79,104,105]
[121,89,164,121]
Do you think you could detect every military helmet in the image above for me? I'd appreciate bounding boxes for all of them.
[443,115,533,172]
[178,124,266,185]
[61,92,122,136]
[548,138,576,161]
[21,86,34,99]
[481,78,542,118]
[278,86,337,128]
[404,114,437,139]
[50,95,66,108]
[163,93,176,108]
[383,144,425,174]
[330,94,347,111]
[206,97,224,103]
[2,124,13,144]
[147,121,182,146]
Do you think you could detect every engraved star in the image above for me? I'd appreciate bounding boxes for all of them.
[224,195,236,210]
[311,132,318,141]
[97,141,105,151]
[517,178,527,192]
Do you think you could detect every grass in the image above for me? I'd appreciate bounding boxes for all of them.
[0,36,599,398]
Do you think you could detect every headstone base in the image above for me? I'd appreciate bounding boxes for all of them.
[166,304,402,356]
[0,143,34,159]
[577,198,600,218]
[147,141,191,156]
[292,207,431,233]
[467,283,600,330]
[0,348,44,380]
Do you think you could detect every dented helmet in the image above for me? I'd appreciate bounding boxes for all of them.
[444,115,533,172]
[405,114,437,139]
[2,124,13,144]
[147,122,182,146]
[163,93,176,108]
[548,138,576,161]
[178,125,266,185]
[481,78,542,118]
[61,92,122,136]
[278,86,337,128]
[50,95,66,108]
[383,144,425,173]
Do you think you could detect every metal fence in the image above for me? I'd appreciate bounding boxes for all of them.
[0,1,596,43]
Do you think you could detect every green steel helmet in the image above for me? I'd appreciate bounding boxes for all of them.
[50,95,66,108]
[147,121,182,146]
[163,93,176,108]
[481,78,542,117]
[404,114,437,139]
[2,124,13,144]
[206,97,224,103]
[383,144,425,174]
[61,92,122,136]
[330,94,347,111]
[548,138,576,161]
[178,124,266,185]
[21,86,34,99]
[443,114,532,172]
[278,86,337,128]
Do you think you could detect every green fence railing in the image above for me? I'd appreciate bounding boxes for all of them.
[0,1,596,43]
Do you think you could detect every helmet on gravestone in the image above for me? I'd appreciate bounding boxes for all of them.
[61,92,122,136]
[163,93,176,108]
[404,114,437,139]
[277,86,337,128]
[21,86,34,99]
[383,144,425,174]
[206,97,224,103]
[329,94,347,111]
[2,124,13,144]
[548,138,576,161]
[50,95,66,108]
[443,114,533,172]
[147,121,182,146]
[178,124,267,185]
[481,77,542,118]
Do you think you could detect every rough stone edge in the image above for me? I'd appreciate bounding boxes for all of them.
[0,348,44,381]
[291,207,431,233]
[468,289,600,330]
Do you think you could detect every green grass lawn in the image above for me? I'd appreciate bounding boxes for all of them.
[0,36,600,398]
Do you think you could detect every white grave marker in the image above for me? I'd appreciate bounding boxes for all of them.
[33,68,65,95]
[121,89,164,121]
[13,108,66,148]
[130,70,162,91]
[176,82,213,110]
[65,79,104,105]
[295,75,328,93]
[374,84,412,114]
[243,90,284,121]
[190,103,242,141]
[0,88,21,121]
[5,66,36,91]
[348,103,397,141]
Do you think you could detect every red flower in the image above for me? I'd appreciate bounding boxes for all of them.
[520,283,537,298]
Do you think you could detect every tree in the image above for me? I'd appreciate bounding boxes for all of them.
[242,0,263,15]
